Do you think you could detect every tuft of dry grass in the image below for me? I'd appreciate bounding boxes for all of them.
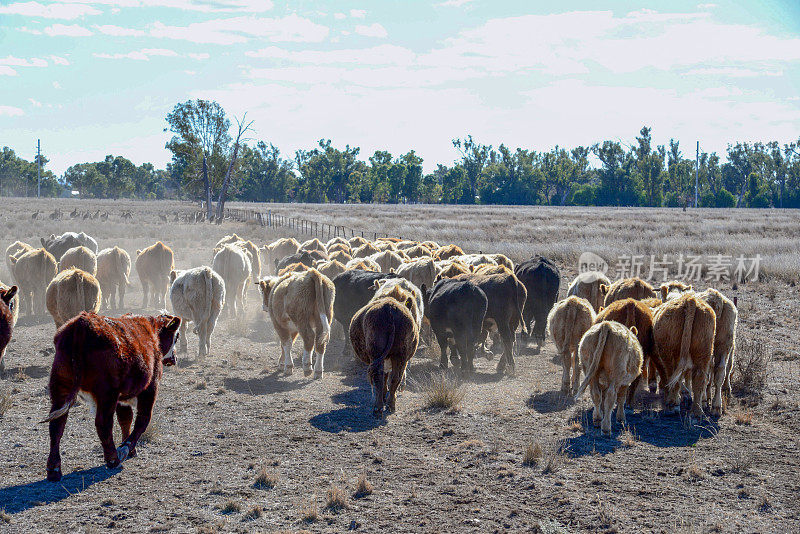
[0,388,11,417]
[618,426,638,448]
[417,372,465,411]
[298,498,319,523]
[729,448,755,474]
[686,463,704,481]
[522,441,543,466]
[254,466,279,490]
[11,369,28,382]
[732,406,753,425]
[139,417,161,444]
[353,473,373,499]
[541,440,569,474]
[732,337,770,401]
[0,509,10,524]
[220,499,241,515]
[243,505,263,521]
[324,485,348,513]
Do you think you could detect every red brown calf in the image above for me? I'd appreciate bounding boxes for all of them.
[43,311,181,482]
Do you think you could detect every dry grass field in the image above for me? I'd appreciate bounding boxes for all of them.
[1,198,799,533]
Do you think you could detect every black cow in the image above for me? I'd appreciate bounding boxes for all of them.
[332,269,399,356]
[515,255,560,349]
[421,279,487,372]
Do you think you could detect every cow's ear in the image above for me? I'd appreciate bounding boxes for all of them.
[40,237,47,247]
[687,285,693,291]
[629,325,638,336]
[389,267,395,273]
[598,306,604,313]
[9,256,17,265]
[659,285,668,301]
[405,296,414,310]
[1,286,17,303]
[136,250,142,255]
[169,270,177,284]
[599,284,608,294]
[469,265,475,272]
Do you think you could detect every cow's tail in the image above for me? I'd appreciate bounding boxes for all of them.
[196,267,213,335]
[76,270,86,314]
[314,271,333,342]
[515,281,529,336]
[42,323,84,423]
[666,298,696,389]
[626,301,635,330]
[368,315,395,381]
[573,323,609,401]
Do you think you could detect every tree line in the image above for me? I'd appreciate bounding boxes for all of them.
[3,99,799,208]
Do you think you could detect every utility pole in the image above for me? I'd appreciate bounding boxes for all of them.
[37,139,41,198]
[695,141,699,208]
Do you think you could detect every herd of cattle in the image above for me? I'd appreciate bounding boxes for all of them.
[0,230,738,481]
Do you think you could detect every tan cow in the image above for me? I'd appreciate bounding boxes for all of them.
[457,254,497,267]
[348,236,369,249]
[653,293,716,417]
[488,254,514,271]
[327,243,352,256]
[547,296,596,394]
[473,264,512,276]
[236,240,262,283]
[278,262,312,276]
[574,321,644,435]
[404,244,433,259]
[346,257,380,272]
[169,266,225,359]
[326,237,349,249]
[329,250,352,264]
[353,242,380,259]
[58,246,97,275]
[316,260,346,281]
[45,268,102,328]
[435,244,465,260]
[567,271,611,312]
[263,237,300,276]
[695,288,737,415]
[10,248,57,315]
[435,260,472,279]
[369,250,404,273]
[135,242,175,308]
[215,234,242,249]
[258,268,335,378]
[659,280,693,302]
[395,258,438,294]
[603,277,657,307]
[421,240,440,251]
[5,241,33,283]
[300,238,326,254]
[212,244,251,317]
[96,246,131,309]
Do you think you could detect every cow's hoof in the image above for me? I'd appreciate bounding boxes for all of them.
[372,409,383,418]
[46,468,62,482]
[711,406,722,417]
[303,367,312,377]
[117,445,130,463]
[106,457,121,469]
[313,370,323,380]
[283,367,293,377]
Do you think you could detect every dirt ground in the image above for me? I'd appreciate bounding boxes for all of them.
[0,200,798,533]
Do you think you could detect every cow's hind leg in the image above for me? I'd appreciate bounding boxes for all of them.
[313,330,328,380]
[616,385,629,425]
[690,367,707,419]
[299,326,315,377]
[46,383,72,482]
[589,382,602,428]
[141,281,150,308]
[116,404,134,443]
[435,331,449,370]
[118,280,126,309]
[368,361,385,417]
[560,350,572,393]
[498,324,515,376]
[601,384,617,435]
[570,350,582,396]
[386,360,408,413]
[179,317,188,355]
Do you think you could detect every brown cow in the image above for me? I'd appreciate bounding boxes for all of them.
[574,321,644,435]
[96,246,131,309]
[653,293,716,417]
[547,296,596,394]
[258,269,335,378]
[0,283,19,374]
[473,264,512,276]
[58,246,97,275]
[46,268,102,328]
[603,277,657,307]
[350,288,419,417]
[594,298,662,403]
[278,262,312,276]
[135,242,175,308]
[43,312,181,481]
[567,271,610,312]
[9,247,57,316]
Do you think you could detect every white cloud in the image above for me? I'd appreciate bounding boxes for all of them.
[245,44,414,66]
[0,56,49,67]
[49,55,70,65]
[93,48,182,60]
[29,98,43,108]
[0,106,24,117]
[349,9,366,18]
[188,52,210,60]
[44,23,93,36]
[697,3,717,9]
[686,67,783,78]
[53,81,62,88]
[18,26,42,35]
[355,22,387,38]
[334,12,345,20]
[150,14,329,44]
[0,2,101,20]
[0,66,19,76]
[94,24,146,36]
[437,0,474,7]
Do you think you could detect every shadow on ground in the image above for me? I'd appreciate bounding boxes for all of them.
[528,390,576,414]
[564,408,721,457]
[223,371,311,395]
[0,465,118,514]
[309,379,386,433]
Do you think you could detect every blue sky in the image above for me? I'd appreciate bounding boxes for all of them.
[1,0,799,175]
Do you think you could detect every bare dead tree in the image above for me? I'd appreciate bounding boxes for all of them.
[215,113,255,223]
